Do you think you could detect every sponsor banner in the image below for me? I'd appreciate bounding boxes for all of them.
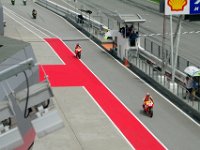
[165,0,190,15]
[165,0,200,15]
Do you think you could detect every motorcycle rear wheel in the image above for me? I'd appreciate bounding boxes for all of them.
[149,110,153,117]
[76,52,81,59]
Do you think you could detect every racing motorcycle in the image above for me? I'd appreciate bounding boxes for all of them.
[75,47,82,59]
[142,100,154,117]
[11,0,15,5]
[23,0,27,5]
[32,9,37,19]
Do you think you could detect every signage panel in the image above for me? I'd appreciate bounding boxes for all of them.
[190,0,200,14]
[165,0,190,15]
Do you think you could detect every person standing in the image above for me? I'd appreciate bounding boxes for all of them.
[184,76,193,99]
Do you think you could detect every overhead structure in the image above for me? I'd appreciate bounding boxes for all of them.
[115,14,146,24]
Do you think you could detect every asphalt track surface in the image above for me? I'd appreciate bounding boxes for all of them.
[39,38,165,149]
[2,0,200,149]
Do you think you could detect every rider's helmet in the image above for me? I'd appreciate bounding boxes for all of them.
[146,93,150,96]
[76,43,81,48]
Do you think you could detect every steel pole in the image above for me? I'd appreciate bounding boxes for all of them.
[170,15,174,82]
[172,15,183,84]
[162,14,167,74]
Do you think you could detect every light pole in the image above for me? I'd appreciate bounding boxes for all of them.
[161,14,167,74]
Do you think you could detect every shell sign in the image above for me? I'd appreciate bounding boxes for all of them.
[165,0,190,15]
[168,0,187,11]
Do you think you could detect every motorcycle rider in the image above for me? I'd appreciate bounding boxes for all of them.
[143,93,154,109]
[32,9,37,19]
[11,0,15,5]
[75,43,82,58]
[23,0,27,5]
[75,43,82,53]
[75,43,81,49]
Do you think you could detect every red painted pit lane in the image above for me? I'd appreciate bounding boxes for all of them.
[39,38,166,150]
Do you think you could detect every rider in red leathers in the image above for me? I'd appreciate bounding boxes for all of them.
[143,93,154,114]
[75,43,82,59]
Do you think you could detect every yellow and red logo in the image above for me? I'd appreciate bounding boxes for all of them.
[167,0,187,11]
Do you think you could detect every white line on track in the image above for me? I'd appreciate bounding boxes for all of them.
[60,36,168,149]
[25,2,163,147]
[5,1,200,148]
[3,4,136,149]
[4,8,47,38]
[34,1,200,146]
[83,87,135,150]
